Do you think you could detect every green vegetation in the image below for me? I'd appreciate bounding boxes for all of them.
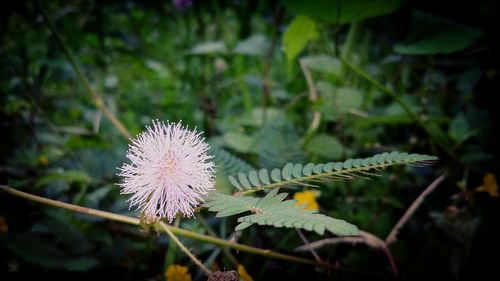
[1,0,498,280]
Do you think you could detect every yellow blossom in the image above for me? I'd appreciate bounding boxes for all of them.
[293,191,319,211]
[38,155,49,166]
[237,264,253,281]
[0,216,8,233]
[165,264,192,281]
[475,173,499,197]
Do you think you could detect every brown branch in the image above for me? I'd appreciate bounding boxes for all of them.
[295,231,398,277]
[35,0,132,140]
[295,228,323,263]
[295,231,384,252]
[385,173,447,245]
[291,174,446,277]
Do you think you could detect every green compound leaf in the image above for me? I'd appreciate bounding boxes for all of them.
[226,151,437,192]
[204,189,359,236]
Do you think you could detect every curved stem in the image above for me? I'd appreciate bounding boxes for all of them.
[385,173,447,245]
[0,184,330,269]
[339,58,453,157]
[158,222,211,275]
[299,59,321,146]
[34,0,132,139]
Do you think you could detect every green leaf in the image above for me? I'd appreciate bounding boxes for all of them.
[258,169,271,185]
[223,132,256,153]
[317,83,364,120]
[204,192,259,215]
[210,146,254,176]
[394,11,482,55]
[280,0,401,24]
[233,35,270,56]
[282,15,319,63]
[448,113,470,142]
[301,55,341,74]
[225,152,437,191]
[271,168,281,182]
[248,170,260,187]
[302,163,314,176]
[292,164,303,178]
[36,170,91,188]
[188,41,227,55]
[238,172,251,189]
[282,163,294,180]
[306,134,344,160]
[205,190,359,236]
[335,88,364,113]
[255,117,305,169]
[228,175,243,190]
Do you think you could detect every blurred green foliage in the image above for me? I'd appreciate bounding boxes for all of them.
[1,0,499,280]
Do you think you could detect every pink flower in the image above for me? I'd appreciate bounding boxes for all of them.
[118,120,215,223]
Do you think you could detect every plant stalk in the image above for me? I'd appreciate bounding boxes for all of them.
[0,184,331,269]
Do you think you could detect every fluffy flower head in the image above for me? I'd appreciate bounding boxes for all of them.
[118,120,215,222]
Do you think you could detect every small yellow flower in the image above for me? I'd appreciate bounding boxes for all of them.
[237,264,253,281]
[0,216,8,233]
[475,173,499,197]
[293,191,319,211]
[38,155,49,166]
[165,264,192,281]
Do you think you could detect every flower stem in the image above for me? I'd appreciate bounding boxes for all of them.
[0,184,331,269]
[158,222,211,275]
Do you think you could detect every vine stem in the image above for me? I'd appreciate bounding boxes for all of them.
[34,0,132,139]
[158,222,211,275]
[339,58,453,157]
[0,184,331,269]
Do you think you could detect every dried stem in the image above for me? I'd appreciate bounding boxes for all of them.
[295,228,323,263]
[296,231,398,277]
[300,59,321,144]
[295,173,447,276]
[385,173,447,245]
[35,0,132,139]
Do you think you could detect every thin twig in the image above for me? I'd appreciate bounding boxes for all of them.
[158,222,211,275]
[34,0,132,139]
[295,231,384,252]
[261,5,283,122]
[293,174,446,277]
[295,228,323,263]
[0,184,331,269]
[385,173,447,245]
[299,59,321,144]
[295,231,398,277]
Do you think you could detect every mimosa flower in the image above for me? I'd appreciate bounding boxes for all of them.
[118,120,215,222]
